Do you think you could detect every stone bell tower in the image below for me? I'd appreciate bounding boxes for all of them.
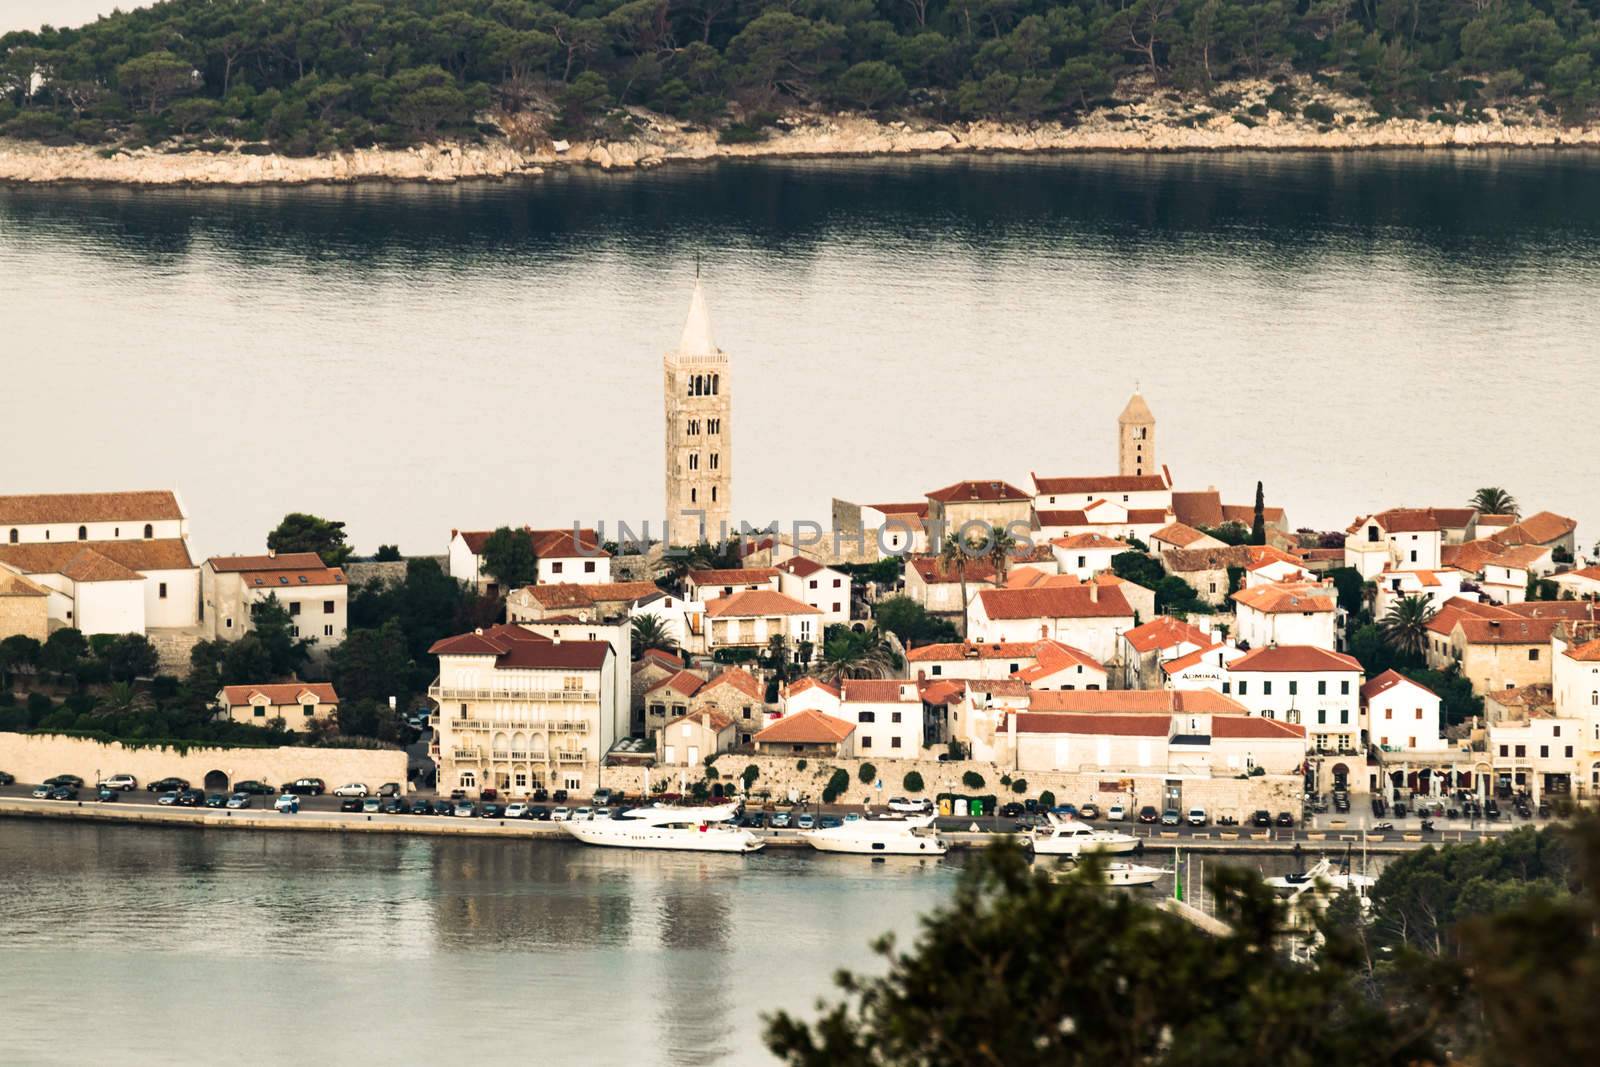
[1118,389,1155,478]
[663,279,732,547]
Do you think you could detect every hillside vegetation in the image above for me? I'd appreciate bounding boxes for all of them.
[1,0,1597,154]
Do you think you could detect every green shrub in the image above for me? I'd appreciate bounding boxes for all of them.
[741,764,760,789]
[859,762,877,784]
[1000,773,1012,786]
[962,770,985,790]
[947,740,966,760]
[1302,102,1336,123]
[823,767,850,804]
[1012,779,1028,794]
[718,123,769,145]
[796,758,807,771]
[1232,113,1258,128]
[26,692,52,716]
[904,771,925,793]
[1039,789,1056,809]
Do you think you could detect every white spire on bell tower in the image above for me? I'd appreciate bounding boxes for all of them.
[677,278,719,359]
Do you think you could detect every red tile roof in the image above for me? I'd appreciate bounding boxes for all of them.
[238,566,347,589]
[777,557,826,578]
[1122,616,1213,654]
[840,679,920,703]
[0,490,183,524]
[1151,522,1212,548]
[1230,645,1363,673]
[1489,511,1576,548]
[456,527,607,558]
[647,670,707,699]
[1016,640,1104,680]
[1162,545,1253,572]
[927,479,1030,503]
[220,683,338,706]
[704,590,820,618]
[1442,539,1507,573]
[906,640,1042,662]
[1032,473,1168,495]
[0,571,48,598]
[1504,601,1600,622]
[1360,669,1435,703]
[1565,639,1600,662]
[685,567,779,587]
[1013,712,1169,736]
[699,667,764,702]
[1211,717,1306,739]
[639,648,685,670]
[1487,544,1552,571]
[976,585,1134,620]
[428,623,610,669]
[208,552,325,572]
[1051,533,1131,552]
[60,549,143,583]
[783,677,841,700]
[0,539,194,575]
[1025,689,1247,714]
[1426,596,1514,636]
[755,709,855,744]
[1353,508,1445,534]
[1454,617,1559,645]
[869,502,930,517]
[908,557,999,584]
[1231,583,1335,614]
[919,679,966,704]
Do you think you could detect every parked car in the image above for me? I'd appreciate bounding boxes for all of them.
[551,806,572,822]
[1485,798,1501,820]
[1106,804,1126,822]
[99,774,137,791]
[999,802,1026,818]
[147,777,189,793]
[225,794,251,809]
[1051,803,1079,818]
[281,778,325,796]
[1186,807,1208,827]
[45,774,84,788]
[1275,811,1296,828]
[888,796,932,814]
[205,794,227,808]
[333,783,369,798]
[96,786,119,802]
[0,771,14,786]
[796,813,815,830]
[339,798,362,812]
[433,800,454,815]
[481,803,503,819]
[454,801,476,818]
[594,807,613,820]
[274,794,300,813]
[177,789,205,807]
[593,788,614,806]
[505,802,529,819]
[361,797,381,813]
[770,812,791,828]
[1137,806,1159,824]
[410,800,433,816]
[743,811,766,828]
[843,813,862,823]
[1160,809,1182,827]
[378,782,402,798]
[817,815,842,829]
[574,806,594,821]
[30,784,52,798]
[530,806,551,821]
[156,791,179,805]
[233,780,274,795]
[1251,810,1272,827]
[48,784,77,801]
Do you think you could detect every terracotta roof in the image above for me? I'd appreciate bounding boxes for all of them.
[868,502,930,518]
[455,527,607,558]
[208,552,325,572]
[1026,689,1247,714]
[840,679,920,703]
[1231,583,1335,614]
[1442,539,1507,573]
[1430,508,1479,528]
[965,678,1031,697]
[1454,617,1559,645]
[1162,545,1253,572]
[1151,522,1212,548]
[0,571,48,597]
[906,640,1040,662]
[0,538,194,575]
[1229,645,1362,673]
[1247,545,1303,568]
[428,623,610,669]
[671,709,736,733]
[907,557,999,584]
[927,479,1030,503]
[777,557,826,578]
[220,683,338,706]
[1118,392,1154,423]
[1504,601,1600,622]
[1490,511,1576,548]
[1122,616,1213,654]
[699,667,764,702]
[1035,509,1089,527]
[0,490,182,525]
[1477,514,1516,528]
[1353,508,1445,534]
[1032,473,1168,495]
[1211,717,1306,739]
[1361,669,1435,703]
[783,677,841,700]
[60,548,143,583]
[237,566,347,589]
[704,590,820,618]
[1556,565,1600,582]
[1170,490,1225,528]
[685,567,779,587]
[1487,544,1551,571]
[1160,643,1234,675]
[1013,712,1170,736]
[647,670,707,699]
[1051,533,1131,552]
[976,585,1134,620]
[755,708,855,744]
[1015,640,1104,680]
[919,679,966,704]
[1220,504,1285,525]
[637,648,685,670]
[1564,639,1600,662]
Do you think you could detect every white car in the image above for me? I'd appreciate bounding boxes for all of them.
[99,774,137,791]
[505,802,528,819]
[888,797,932,815]
[274,794,299,813]
[333,783,369,798]
[1106,804,1127,822]
[1187,807,1208,827]
[574,806,594,821]
[551,806,572,822]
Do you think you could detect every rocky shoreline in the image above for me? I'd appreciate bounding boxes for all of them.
[3,81,1597,187]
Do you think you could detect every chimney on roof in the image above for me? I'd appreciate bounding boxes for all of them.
[901,683,914,701]
[473,628,483,635]
[916,669,926,682]
[267,548,276,559]
[1089,583,1099,604]
[553,633,562,644]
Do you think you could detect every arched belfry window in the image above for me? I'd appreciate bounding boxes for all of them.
[78,526,87,541]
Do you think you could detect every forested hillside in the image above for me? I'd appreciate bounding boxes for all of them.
[1,0,1597,152]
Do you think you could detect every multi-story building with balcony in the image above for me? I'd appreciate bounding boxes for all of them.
[427,623,618,797]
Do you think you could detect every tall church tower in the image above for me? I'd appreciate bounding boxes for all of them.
[663,279,732,547]
[1118,389,1155,478]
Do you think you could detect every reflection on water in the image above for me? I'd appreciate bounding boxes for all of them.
[3,152,1598,558]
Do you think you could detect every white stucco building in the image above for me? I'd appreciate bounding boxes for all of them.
[447,527,612,595]
[1344,508,1446,579]
[839,679,928,757]
[1225,644,1365,761]
[202,551,348,653]
[966,585,1136,663]
[1361,669,1446,753]
[1231,582,1338,650]
[703,590,820,658]
[776,557,852,630]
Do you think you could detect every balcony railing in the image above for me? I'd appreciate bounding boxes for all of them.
[443,717,590,733]
[452,747,481,760]
[428,683,595,703]
[555,750,586,764]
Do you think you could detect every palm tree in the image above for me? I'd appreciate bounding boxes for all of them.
[1469,487,1518,516]
[1379,595,1436,663]
[817,626,899,683]
[93,681,151,718]
[763,633,795,683]
[630,613,677,660]
[939,531,976,637]
[986,525,1019,587]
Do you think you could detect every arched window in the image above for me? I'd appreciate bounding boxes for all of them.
[6,529,15,544]
[711,487,717,502]
[77,526,87,541]
[143,524,153,539]
[711,373,719,395]
[690,488,697,503]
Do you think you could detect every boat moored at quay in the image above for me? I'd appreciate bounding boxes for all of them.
[563,804,765,853]
[1029,817,1140,857]
[802,814,947,856]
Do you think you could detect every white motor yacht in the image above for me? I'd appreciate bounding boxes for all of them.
[802,814,946,856]
[1266,858,1375,900]
[564,803,764,853]
[1029,816,1139,857]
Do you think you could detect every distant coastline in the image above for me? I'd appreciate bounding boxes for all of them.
[4,86,1598,188]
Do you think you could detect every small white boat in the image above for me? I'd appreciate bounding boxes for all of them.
[802,814,946,856]
[1029,816,1139,857]
[564,803,763,853]
[1266,858,1375,902]
[1050,860,1168,887]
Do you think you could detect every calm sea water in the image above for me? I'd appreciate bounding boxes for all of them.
[3,151,1598,558]
[0,819,1355,1065]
